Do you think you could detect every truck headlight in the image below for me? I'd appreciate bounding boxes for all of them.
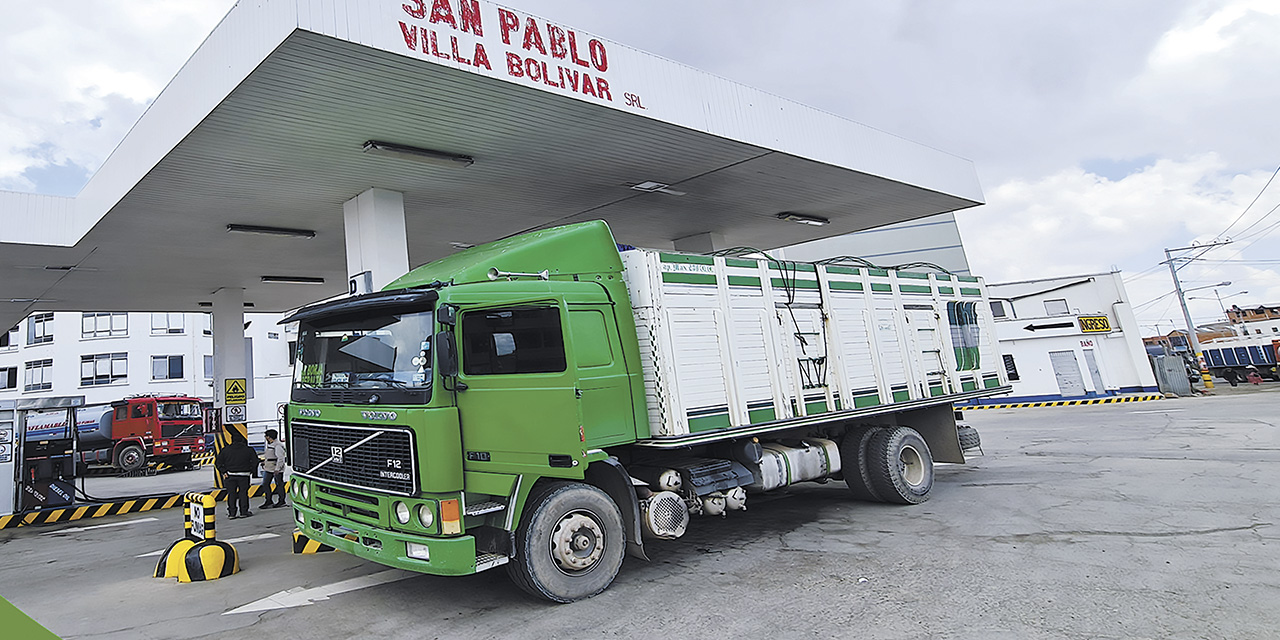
[300,481,309,500]
[394,501,411,524]
[417,504,434,528]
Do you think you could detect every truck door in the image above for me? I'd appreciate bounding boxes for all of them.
[568,304,633,447]
[455,304,583,474]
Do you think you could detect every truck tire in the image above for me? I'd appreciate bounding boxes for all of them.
[117,444,146,473]
[957,425,981,451]
[840,426,884,502]
[866,427,934,505]
[508,481,626,603]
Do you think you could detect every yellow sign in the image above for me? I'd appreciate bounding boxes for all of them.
[1078,316,1112,333]
[224,378,247,405]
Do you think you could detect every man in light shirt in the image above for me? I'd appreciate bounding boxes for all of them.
[260,428,288,509]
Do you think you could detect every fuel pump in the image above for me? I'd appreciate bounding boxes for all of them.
[0,400,15,517]
[15,397,84,512]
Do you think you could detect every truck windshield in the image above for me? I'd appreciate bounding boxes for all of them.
[157,402,201,419]
[293,310,433,405]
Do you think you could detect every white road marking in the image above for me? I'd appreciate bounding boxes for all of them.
[135,533,280,557]
[40,517,158,535]
[223,569,418,615]
[1130,409,1186,414]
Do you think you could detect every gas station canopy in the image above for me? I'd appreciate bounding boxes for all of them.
[1,0,983,330]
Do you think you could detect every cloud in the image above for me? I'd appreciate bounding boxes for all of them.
[957,156,1280,326]
[0,1,233,192]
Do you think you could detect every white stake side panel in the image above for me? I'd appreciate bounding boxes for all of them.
[620,249,1006,439]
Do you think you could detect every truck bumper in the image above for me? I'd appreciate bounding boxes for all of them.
[293,504,482,576]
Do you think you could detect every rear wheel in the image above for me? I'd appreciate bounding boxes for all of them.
[508,481,625,603]
[117,444,146,472]
[866,427,934,504]
[840,426,884,502]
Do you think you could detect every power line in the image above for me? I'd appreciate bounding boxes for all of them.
[1215,165,1280,241]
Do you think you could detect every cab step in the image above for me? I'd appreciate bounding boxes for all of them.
[465,501,506,517]
[476,552,510,572]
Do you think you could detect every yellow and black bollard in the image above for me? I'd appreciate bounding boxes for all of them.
[155,492,239,582]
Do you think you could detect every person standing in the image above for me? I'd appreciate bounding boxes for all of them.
[260,428,288,509]
[216,430,257,519]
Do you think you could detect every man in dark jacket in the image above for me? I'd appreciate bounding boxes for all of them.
[215,430,259,519]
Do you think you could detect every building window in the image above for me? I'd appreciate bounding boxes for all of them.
[1044,299,1070,316]
[82,312,128,338]
[462,307,566,375]
[1,326,17,350]
[202,313,212,336]
[1257,329,1264,335]
[28,313,54,345]
[204,355,214,380]
[990,300,1007,318]
[151,313,185,335]
[1001,354,1020,381]
[152,355,184,380]
[288,340,297,366]
[0,366,17,390]
[24,359,53,391]
[267,332,279,340]
[81,353,128,386]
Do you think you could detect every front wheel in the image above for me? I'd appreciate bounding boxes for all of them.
[117,444,146,472]
[508,481,626,603]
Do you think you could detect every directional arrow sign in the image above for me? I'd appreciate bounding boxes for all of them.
[223,569,417,614]
[1023,322,1075,332]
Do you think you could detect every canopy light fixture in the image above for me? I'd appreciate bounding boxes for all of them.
[43,265,98,272]
[449,241,476,250]
[198,301,256,308]
[777,212,830,227]
[630,181,686,196]
[362,140,474,168]
[8,298,57,304]
[227,224,316,239]
[261,275,326,285]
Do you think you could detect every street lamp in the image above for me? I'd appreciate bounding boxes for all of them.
[1188,289,1248,313]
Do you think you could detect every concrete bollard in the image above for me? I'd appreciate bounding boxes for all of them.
[155,492,239,582]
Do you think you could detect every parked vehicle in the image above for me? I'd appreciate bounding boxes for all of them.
[282,221,1008,602]
[1202,336,1280,382]
[24,395,207,472]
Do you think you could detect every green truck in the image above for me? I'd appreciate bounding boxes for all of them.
[283,220,1008,602]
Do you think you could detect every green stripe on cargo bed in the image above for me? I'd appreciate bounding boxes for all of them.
[727,275,761,288]
[771,278,820,289]
[900,284,932,294]
[725,258,758,268]
[688,412,732,432]
[829,281,863,291]
[663,272,717,285]
[660,253,714,265]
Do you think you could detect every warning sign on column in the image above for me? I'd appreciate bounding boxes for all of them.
[225,378,247,405]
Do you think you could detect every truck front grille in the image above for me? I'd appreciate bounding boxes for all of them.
[290,420,417,496]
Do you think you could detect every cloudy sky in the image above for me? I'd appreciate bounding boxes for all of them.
[2,0,1278,334]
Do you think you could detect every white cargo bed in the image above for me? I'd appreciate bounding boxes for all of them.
[620,249,1007,440]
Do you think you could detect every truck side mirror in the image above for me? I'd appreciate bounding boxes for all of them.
[438,304,458,326]
[436,330,459,377]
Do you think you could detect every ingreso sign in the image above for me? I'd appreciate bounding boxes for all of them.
[1078,316,1112,333]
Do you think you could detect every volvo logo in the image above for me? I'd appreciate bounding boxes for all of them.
[298,409,321,418]
[362,411,398,421]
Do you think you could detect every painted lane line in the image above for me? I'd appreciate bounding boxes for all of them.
[135,533,280,557]
[40,517,158,535]
[1130,409,1186,414]
[223,569,418,615]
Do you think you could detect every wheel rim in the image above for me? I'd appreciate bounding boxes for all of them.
[899,445,926,487]
[121,448,142,468]
[550,510,605,575]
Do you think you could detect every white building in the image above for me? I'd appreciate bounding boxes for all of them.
[0,312,291,443]
[975,271,1159,403]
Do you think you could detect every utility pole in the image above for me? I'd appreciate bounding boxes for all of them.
[1164,241,1231,389]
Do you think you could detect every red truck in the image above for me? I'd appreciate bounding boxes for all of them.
[25,395,209,472]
